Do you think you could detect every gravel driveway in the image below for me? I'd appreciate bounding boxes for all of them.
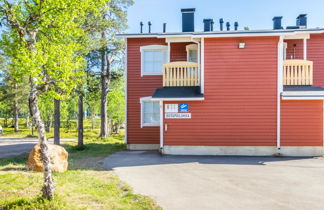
[104,150,324,210]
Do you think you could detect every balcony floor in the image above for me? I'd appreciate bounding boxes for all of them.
[152,86,204,99]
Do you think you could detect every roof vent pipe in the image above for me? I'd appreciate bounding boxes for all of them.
[226,22,230,31]
[181,8,195,32]
[203,19,212,32]
[272,16,283,30]
[148,21,152,33]
[296,14,307,28]
[163,23,166,33]
[140,21,143,33]
[234,22,239,30]
[219,18,224,31]
[211,19,214,31]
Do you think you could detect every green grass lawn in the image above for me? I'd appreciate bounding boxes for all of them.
[0,130,161,209]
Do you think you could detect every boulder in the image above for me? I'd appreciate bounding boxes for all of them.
[27,144,68,172]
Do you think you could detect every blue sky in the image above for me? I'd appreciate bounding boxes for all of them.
[126,0,324,33]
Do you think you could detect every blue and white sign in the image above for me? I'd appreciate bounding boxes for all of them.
[179,103,189,113]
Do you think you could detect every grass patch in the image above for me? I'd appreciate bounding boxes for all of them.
[0,131,161,210]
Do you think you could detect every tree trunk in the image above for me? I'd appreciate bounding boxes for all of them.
[54,99,60,145]
[78,94,84,148]
[4,117,8,127]
[45,115,52,132]
[100,31,111,138]
[91,113,95,130]
[28,77,54,200]
[26,115,30,128]
[13,84,19,132]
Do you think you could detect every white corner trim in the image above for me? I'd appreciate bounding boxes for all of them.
[277,36,284,149]
[201,38,205,94]
[140,45,167,77]
[124,38,128,144]
[139,96,160,127]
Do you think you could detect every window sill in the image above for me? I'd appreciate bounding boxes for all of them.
[141,123,160,127]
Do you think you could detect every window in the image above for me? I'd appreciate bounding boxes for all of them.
[140,97,160,127]
[140,45,167,76]
[186,44,198,62]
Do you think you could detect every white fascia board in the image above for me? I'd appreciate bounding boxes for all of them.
[151,97,205,101]
[118,29,324,39]
[282,91,324,96]
[282,96,324,100]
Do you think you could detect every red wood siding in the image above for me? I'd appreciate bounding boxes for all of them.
[285,39,303,60]
[127,38,165,144]
[170,42,192,62]
[281,100,323,146]
[164,37,279,146]
[308,34,324,87]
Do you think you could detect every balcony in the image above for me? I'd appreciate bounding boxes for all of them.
[283,59,313,85]
[163,62,200,87]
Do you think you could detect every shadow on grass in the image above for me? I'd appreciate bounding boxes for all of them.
[0,195,67,209]
[64,142,126,171]
[0,153,28,171]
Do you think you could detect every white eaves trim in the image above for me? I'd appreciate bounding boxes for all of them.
[118,29,324,39]
[151,97,205,101]
[282,91,324,96]
[282,91,324,100]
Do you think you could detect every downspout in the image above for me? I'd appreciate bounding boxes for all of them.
[277,36,284,150]
[159,100,164,152]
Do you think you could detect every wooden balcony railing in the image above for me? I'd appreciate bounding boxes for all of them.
[283,59,313,85]
[163,62,200,87]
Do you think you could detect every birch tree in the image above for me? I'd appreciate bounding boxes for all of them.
[0,0,108,200]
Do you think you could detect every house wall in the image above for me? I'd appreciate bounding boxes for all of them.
[164,37,279,146]
[126,38,166,145]
[281,100,323,146]
[170,42,192,62]
[285,39,303,60]
[308,34,324,87]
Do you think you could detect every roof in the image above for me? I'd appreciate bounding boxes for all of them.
[118,28,324,38]
[283,85,324,91]
[152,86,204,98]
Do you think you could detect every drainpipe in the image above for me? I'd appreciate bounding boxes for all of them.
[159,100,164,152]
[277,36,284,150]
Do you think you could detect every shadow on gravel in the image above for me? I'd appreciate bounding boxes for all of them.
[104,150,316,170]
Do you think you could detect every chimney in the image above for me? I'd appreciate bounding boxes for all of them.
[234,22,239,31]
[203,19,213,32]
[226,22,230,31]
[211,19,214,31]
[219,18,224,31]
[163,23,167,33]
[148,21,152,33]
[272,16,283,30]
[140,22,143,33]
[296,14,307,28]
[181,8,195,32]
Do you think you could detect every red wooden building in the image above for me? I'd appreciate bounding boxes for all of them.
[119,9,324,156]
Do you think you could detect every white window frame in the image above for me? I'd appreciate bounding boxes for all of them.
[140,96,160,127]
[186,44,198,62]
[140,45,167,76]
